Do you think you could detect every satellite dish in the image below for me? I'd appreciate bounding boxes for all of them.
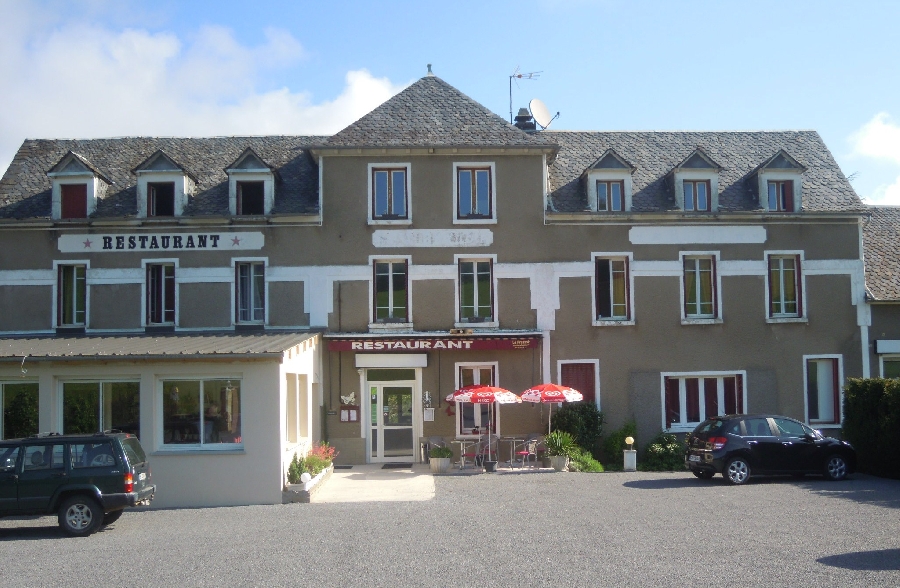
[529,98,553,129]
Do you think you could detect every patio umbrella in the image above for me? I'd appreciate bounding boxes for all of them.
[446,385,520,462]
[520,383,583,433]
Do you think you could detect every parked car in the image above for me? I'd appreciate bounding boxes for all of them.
[0,431,155,536]
[684,414,856,485]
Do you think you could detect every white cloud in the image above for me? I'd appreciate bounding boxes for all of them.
[849,112,900,205]
[0,4,407,175]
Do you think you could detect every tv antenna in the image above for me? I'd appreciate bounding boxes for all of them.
[509,67,541,123]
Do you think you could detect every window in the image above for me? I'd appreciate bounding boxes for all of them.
[595,258,629,321]
[768,255,802,318]
[767,180,794,212]
[458,260,493,323]
[683,180,711,212]
[882,358,900,379]
[1,382,38,440]
[372,168,408,220]
[456,364,496,437]
[455,165,494,221]
[806,357,840,425]
[236,261,265,323]
[146,263,175,325]
[61,184,88,219]
[596,180,624,212]
[683,256,716,319]
[560,362,598,405]
[373,260,408,323]
[664,374,745,430]
[62,381,140,437]
[162,379,241,446]
[23,444,64,471]
[148,182,175,216]
[237,181,265,215]
[57,264,86,327]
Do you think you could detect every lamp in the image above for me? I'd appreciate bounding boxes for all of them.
[625,436,634,450]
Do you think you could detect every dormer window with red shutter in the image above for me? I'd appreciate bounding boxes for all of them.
[46,151,110,220]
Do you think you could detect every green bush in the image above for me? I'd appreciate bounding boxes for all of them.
[287,453,304,484]
[843,378,900,479]
[429,445,453,459]
[639,432,687,472]
[550,403,604,455]
[601,419,637,469]
[544,430,576,457]
[568,446,605,472]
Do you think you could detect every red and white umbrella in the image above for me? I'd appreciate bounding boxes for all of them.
[520,383,583,432]
[446,385,520,461]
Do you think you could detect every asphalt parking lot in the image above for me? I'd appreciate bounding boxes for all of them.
[1,470,898,588]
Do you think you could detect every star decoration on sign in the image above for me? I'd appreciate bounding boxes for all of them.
[231,236,242,246]
[82,239,93,249]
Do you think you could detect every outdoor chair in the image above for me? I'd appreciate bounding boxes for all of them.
[513,436,540,468]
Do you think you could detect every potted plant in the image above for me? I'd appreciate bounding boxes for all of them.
[429,445,453,474]
[544,430,575,471]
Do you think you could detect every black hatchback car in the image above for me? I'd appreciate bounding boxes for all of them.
[684,414,856,485]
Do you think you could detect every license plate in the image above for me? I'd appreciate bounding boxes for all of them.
[688,455,701,462]
[138,473,147,481]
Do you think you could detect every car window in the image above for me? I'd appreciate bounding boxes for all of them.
[23,444,65,470]
[0,445,19,472]
[773,418,807,437]
[721,420,741,435]
[742,418,773,437]
[71,441,117,469]
[122,438,146,465]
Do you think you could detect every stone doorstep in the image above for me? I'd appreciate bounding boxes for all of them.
[282,464,334,504]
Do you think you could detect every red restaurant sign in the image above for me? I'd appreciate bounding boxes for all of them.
[327,336,540,352]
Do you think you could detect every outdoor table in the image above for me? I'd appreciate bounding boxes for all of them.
[501,436,524,468]
[451,439,476,469]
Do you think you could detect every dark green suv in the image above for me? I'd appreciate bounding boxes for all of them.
[0,431,155,536]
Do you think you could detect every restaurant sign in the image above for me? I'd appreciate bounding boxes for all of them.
[58,232,264,253]
[328,337,540,352]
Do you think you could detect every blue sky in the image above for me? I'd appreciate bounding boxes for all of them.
[2,0,899,203]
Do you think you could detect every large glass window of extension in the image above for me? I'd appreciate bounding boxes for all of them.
[373,260,408,323]
[683,256,717,319]
[768,254,802,319]
[806,356,841,425]
[767,180,795,212]
[236,181,265,215]
[148,182,175,217]
[683,180,711,212]
[371,166,408,221]
[162,379,242,446]
[57,264,86,327]
[596,180,624,212]
[595,257,630,322]
[456,364,497,438]
[663,373,745,431]
[146,263,175,326]
[455,164,494,221]
[236,261,265,324]
[458,259,493,323]
[62,381,140,437]
[1,382,39,439]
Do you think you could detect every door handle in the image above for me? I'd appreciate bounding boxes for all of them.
[748,441,758,445]
[782,442,792,446]
[50,472,66,478]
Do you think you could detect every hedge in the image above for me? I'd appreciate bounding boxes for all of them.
[843,378,900,479]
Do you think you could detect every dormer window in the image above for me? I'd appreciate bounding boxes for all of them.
[226,148,275,217]
[671,149,721,213]
[755,151,805,213]
[47,151,110,220]
[133,150,195,218]
[61,184,88,219]
[585,150,635,213]
[768,181,794,212]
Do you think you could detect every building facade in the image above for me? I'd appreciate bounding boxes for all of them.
[0,73,871,505]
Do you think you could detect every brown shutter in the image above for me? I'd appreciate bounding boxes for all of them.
[61,184,87,219]
[783,181,794,212]
[795,255,803,317]
[561,363,596,404]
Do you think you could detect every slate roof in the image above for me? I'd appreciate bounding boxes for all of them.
[863,206,900,301]
[0,331,319,361]
[544,130,864,213]
[322,75,556,149]
[0,136,325,219]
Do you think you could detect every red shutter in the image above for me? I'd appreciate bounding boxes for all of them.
[561,363,596,404]
[831,359,840,423]
[685,378,700,422]
[665,377,680,428]
[783,181,794,212]
[736,375,744,413]
[61,184,87,219]
[795,255,803,317]
[711,257,718,318]
[704,378,718,418]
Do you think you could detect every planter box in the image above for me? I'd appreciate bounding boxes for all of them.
[430,457,452,474]
[282,464,334,504]
[549,455,569,472]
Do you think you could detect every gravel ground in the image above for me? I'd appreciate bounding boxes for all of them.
[1,471,898,587]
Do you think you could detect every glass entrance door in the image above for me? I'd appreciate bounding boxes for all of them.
[369,384,415,461]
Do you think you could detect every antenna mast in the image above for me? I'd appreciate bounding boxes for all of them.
[509,67,541,123]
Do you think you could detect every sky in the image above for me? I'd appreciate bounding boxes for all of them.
[1,0,899,204]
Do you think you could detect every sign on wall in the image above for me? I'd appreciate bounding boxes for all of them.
[58,232,265,253]
[328,336,540,352]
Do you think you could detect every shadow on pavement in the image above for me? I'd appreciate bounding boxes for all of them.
[818,548,900,570]
[622,477,713,490]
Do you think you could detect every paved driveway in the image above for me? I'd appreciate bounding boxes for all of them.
[1,470,898,587]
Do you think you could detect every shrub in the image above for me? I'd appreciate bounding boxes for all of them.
[843,378,900,479]
[287,453,304,484]
[550,403,604,455]
[568,446,605,472]
[429,445,453,459]
[544,430,576,457]
[304,442,339,476]
[639,432,686,471]
[601,419,637,469]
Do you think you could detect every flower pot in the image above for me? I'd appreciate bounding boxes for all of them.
[483,460,498,473]
[549,455,569,472]
[430,457,451,474]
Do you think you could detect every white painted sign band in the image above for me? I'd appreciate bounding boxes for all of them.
[629,226,766,245]
[373,229,493,248]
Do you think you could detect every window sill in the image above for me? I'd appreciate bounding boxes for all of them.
[665,424,698,434]
[369,322,413,332]
[453,217,497,225]
[681,318,723,326]
[152,447,245,456]
[593,319,635,327]
[766,317,807,324]
[369,219,411,226]
[455,321,499,329]
[235,323,266,331]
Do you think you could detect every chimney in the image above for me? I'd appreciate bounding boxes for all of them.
[513,107,536,131]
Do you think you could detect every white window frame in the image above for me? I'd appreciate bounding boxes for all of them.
[659,370,748,433]
[758,172,802,213]
[454,362,499,439]
[232,257,268,326]
[53,260,89,328]
[679,251,722,325]
[557,359,601,409]
[227,171,274,216]
[879,355,900,378]
[367,163,411,225]
[57,378,141,436]
[674,170,719,213]
[136,172,191,218]
[586,171,633,212]
[142,258,179,327]
[454,254,498,328]
[0,380,40,440]
[764,251,807,323]
[157,375,243,450]
[368,255,413,330]
[802,354,843,428]
[592,252,635,326]
[453,162,497,224]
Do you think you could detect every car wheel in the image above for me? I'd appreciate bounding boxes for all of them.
[824,455,848,481]
[58,495,103,537]
[102,509,124,526]
[724,458,751,485]
[692,469,714,479]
